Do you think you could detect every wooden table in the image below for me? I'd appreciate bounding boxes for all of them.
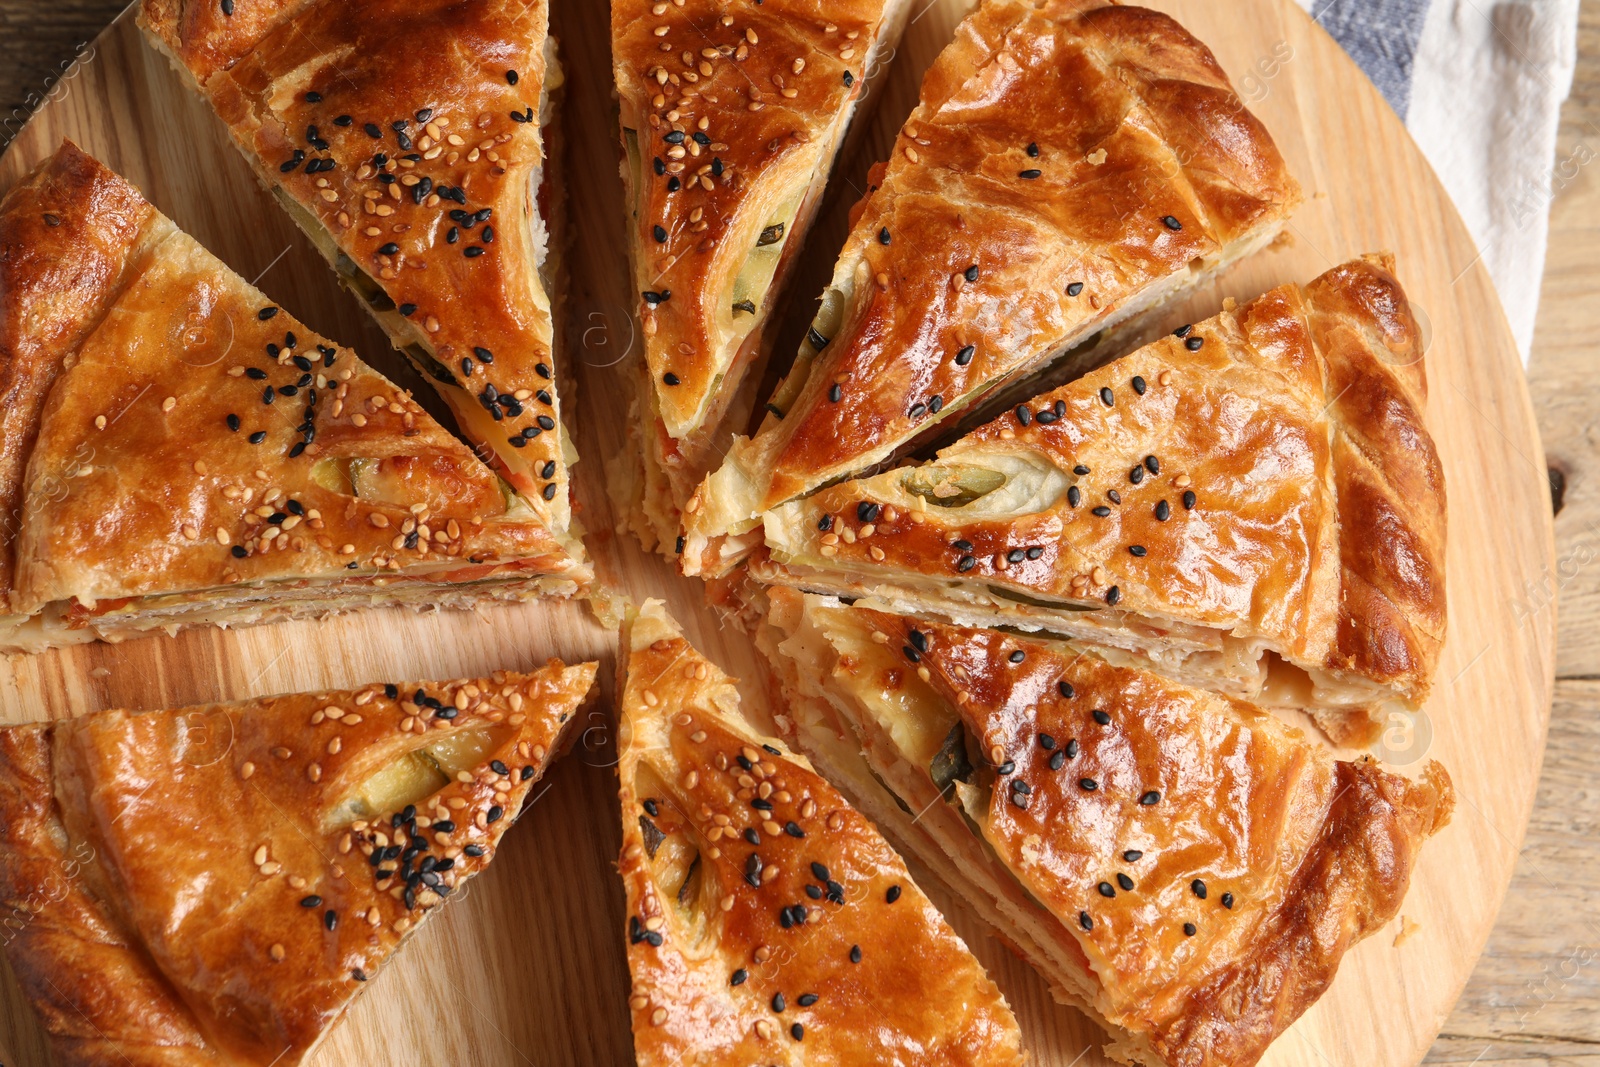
[2,2,1597,1064]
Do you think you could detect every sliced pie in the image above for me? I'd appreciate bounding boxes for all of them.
[0,142,588,652]
[753,256,1445,743]
[682,0,1301,576]
[764,591,1453,1067]
[141,0,577,525]
[613,0,914,554]
[617,599,1023,1065]
[0,660,596,1066]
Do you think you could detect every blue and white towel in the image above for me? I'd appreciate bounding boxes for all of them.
[1297,0,1581,362]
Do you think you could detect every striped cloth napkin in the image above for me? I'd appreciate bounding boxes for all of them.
[1295,0,1581,362]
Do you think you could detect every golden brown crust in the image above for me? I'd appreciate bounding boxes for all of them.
[817,602,1453,1067]
[617,600,1023,1067]
[614,0,903,442]
[757,255,1446,711]
[682,0,1300,572]
[0,140,163,614]
[144,0,574,522]
[0,662,596,1066]
[0,142,585,644]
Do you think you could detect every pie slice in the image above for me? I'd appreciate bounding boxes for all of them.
[753,256,1445,744]
[0,660,596,1066]
[681,0,1301,576]
[763,591,1453,1067]
[617,599,1024,1066]
[613,0,915,554]
[0,142,588,653]
[140,0,577,525]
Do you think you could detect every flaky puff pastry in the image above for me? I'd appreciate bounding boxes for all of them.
[140,0,576,526]
[617,599,1023,1066]
[0,661,596,1066]
[0,143,587,651]
[682,0,1300,576]
[757,255,1445,744]
[765,592,1453,1067]
[614,0,914,554]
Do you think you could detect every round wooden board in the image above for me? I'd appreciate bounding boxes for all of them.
[0,1,1556,1065]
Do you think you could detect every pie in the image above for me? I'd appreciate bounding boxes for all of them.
[140,0,577,526]
[751,255,1445,744]
[763,590,1454,1067]
[681,0,1301,577]
[617,598,1024,1065]
[0,142,588,652]
[612,0,915,555]
[0,660,596,1066]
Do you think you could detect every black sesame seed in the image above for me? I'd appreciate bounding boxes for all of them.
[1100,386,1115,407]
[850,944,862,963]
[828,383,842,403]
[258,307,279,321]
[248,431,267,444]
[364,123,382,138]
[784,821,804,838]
[811,862,831,881]
[487,806,504,823]
[1140,790,1161,806]
[843,71,854,87]
[1106,586,1122,605]
[1049,750,1066,770]
[324,910,338,931]
[964,264,980,283]
[953,539,973,552]
[1186,336,1204,351]
[1098,881,1116,898]
[929,395,944,414]
[663,372,680,386]
[1184,922,1198,937]
[1058,681,1075,699]
[1118,873,1135,891]
[1222,893,1235,909]
[857,501,880,523]
[957,554,976,572]
[378,242,399,255]
[1183,490,1197,510]
[791,1023,804,1041]
[902,645,921,664]
[507,70,519,85]
[1130,545,1147,557]
[464,246,485,258]
[878,227,891,245]
[1068,486,1082,508]
[1079,778,1098,791]
[1039,734,1056,750]
[818,514,834,532]
[1145,455,1160,475]
[772,993,786,1013]
[226,414,240,431]
[1027,142,1040,157]
[1073,464,1091,476]
[654,225,668,243]
[1130,466,1145,485]
[1065,739,1079,758]
[1019,168,1042,179]
[731,969,748,986]
[908,629,927,653]
[886,885,902,904]
[1008,650,1025,664]
[220,0,234,14]
[1092,506,1111,517]
[1080,911,1094,931]
[798,993,818,1007]
[1155,499,1171,522]
[1132,375,1147,394]
[1124,850,1143,862]
[1191,879,1207,900]
[955,344,975,366]
[1014,405,1031,427]
[1162,215,1183,231]
[1092,710,1111,725]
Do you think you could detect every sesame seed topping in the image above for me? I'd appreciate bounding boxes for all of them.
[1162,215,1183,230]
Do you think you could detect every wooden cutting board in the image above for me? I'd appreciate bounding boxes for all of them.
[0,1,1556,1065]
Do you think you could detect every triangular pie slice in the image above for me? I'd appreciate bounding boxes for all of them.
[752,256,1445,744]
[141,0,577,527]
[617,599,1024,1065]
[681,0,1301,576]
[613,0,915,554]
[0,142,588,652]
[0,660,596,1066]
[763,591,1453,1067]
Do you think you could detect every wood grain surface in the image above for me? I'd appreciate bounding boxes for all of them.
[0,1,1569,1066]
